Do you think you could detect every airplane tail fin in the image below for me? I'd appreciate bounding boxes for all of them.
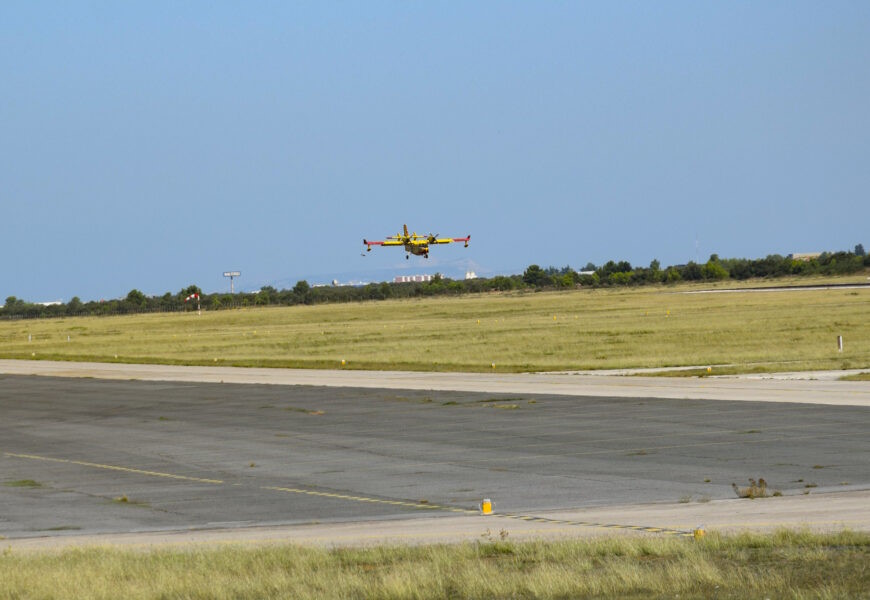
[404,224,409,237]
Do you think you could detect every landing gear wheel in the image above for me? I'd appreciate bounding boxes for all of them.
[406,254,409,260]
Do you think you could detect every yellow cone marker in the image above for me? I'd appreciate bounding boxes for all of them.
[693,527,706,540]
[341,359,346,366]
[480,498,493,515]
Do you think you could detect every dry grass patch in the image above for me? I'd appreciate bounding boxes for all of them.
[731,478,779,499]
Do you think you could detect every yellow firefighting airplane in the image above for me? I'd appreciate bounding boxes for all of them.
[364,225,470,259]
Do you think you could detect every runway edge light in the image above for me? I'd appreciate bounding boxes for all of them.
[480,498,493,515]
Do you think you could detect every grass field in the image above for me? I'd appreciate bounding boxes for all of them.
[1,278,868,373]
[1,530,867,599]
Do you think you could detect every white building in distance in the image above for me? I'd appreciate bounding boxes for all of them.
[393,274,434,283]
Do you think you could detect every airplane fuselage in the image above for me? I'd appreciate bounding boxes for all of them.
[407,243,429,257]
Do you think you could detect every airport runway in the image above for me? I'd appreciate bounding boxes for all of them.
[1,368,868,549]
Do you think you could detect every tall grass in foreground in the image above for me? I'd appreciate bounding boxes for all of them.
[1,530,867,599]
[1,280,869,372]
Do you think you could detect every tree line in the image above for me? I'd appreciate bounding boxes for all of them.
[2,246,867,319]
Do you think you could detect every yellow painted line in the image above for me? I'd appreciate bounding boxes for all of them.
[4,452,224,484]
[5,450,482,516]
[261,486,478,515]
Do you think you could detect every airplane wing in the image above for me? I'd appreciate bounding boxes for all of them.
[430,235,471,246]
[363,239,404,247]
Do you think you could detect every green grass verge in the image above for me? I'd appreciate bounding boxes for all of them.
[2,278,869,374]
[0,530,867,599]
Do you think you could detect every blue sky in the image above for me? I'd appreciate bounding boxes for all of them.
[2,2,868,301]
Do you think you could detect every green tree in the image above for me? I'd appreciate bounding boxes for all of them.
[577,272,599,286]
[682,262,703,280]
[126,289,146,307]
[855,243,866,257]
[523,264,551,287]
[608,272,631,285]
[555,273,575,287]
[489,275,517,291]
[67,296,83,313]
[664,268,682,283]
[293,280,311,304]
[259,286,277,303]
[702,256,729,280]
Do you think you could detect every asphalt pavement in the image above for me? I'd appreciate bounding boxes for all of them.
[2,374,868,544]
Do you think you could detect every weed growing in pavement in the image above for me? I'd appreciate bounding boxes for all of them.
[732,478,769,499]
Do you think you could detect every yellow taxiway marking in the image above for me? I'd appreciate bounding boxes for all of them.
[262,485,478,515]
[5,451,691,537]
[4,452,224,485]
